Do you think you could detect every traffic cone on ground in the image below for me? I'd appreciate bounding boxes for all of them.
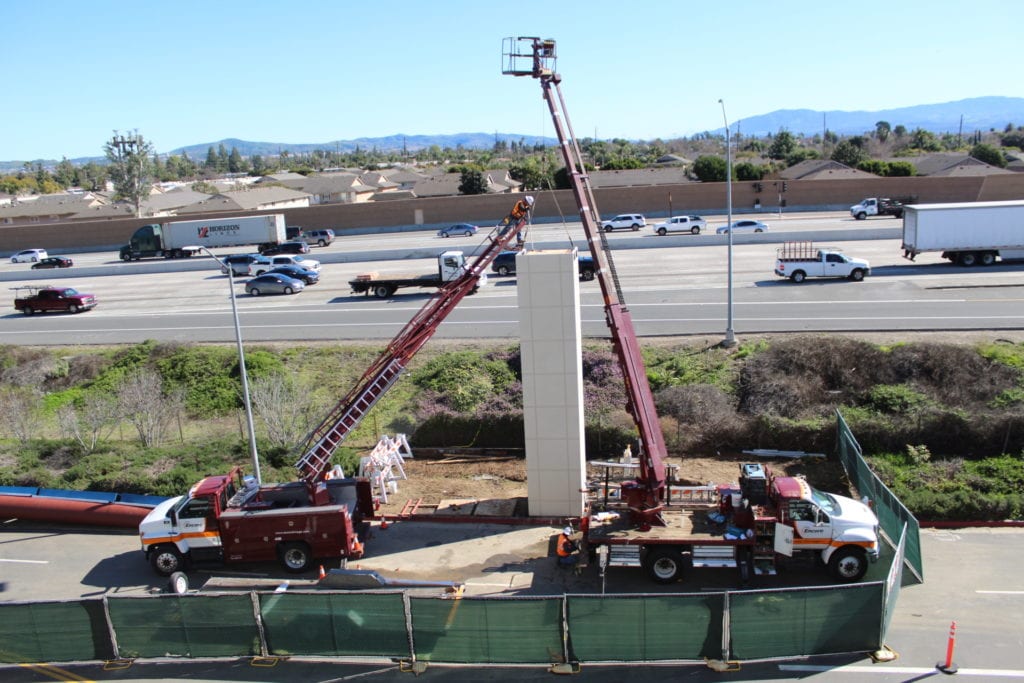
[380,518,389,530]
[318,565,326,580]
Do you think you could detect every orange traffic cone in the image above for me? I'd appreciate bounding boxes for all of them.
[380,518,389,530]
[318,565,326,580]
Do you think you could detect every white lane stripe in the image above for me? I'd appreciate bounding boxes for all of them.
[0,558,48,564]
[780,664,1024,677]
[977,590,1024,594]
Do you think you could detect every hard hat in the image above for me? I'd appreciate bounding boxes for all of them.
[563,526,573,535]
[525,195,535,206]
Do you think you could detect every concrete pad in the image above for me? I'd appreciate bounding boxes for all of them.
[473,498,518,516]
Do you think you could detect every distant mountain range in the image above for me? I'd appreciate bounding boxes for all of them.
[5,97,1023,171]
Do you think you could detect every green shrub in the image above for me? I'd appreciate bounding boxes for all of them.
[867,384,932,414]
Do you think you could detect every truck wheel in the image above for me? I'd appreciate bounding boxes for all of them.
[958,252,977,267]
[849,269,865,281]
[631,224,640,231]
[150,545,184,576]
[980,252,996,266]
[22,307,34,316]
[318,239,327,247]
[855,212,867,220]
[121,253,132,262]
[498,265,511,276]
[373,285,392,299]
[828,546,868,582]
[168,571,189,594]
[68,304,80,313]
[278,542,313,573]
[642,548,685,584]
[603,225,613,232]
[790,271,806,283]
[580,269,595,281]
[894,210,904,219]
[657,227,667,236]
[691,226,701,235]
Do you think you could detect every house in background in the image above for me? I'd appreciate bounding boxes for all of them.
[588,167,692,188]
[175,186,311,214]
[910,153,1013,177]
[0,192,106,225]
[780,159,876,180]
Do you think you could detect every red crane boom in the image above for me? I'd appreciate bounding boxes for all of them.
[503,37,668,526]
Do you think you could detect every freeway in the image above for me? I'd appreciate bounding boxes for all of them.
[1,211,1023,345]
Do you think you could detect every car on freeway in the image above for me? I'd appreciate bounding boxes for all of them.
[652,215,706,236]
[257,254,321,273]
[221,254,265,276]
[261,241,310,256]
[11,248,48,263]
[437,223,479,238]
[491,251,596,281]
[601,214,646,232]
[245,273,306,296]
[716,219,769,234]
[265,264,320,285]
[303,229,335,247]
[31,256,74,269]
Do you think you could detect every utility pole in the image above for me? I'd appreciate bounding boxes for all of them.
[111,130,144,218]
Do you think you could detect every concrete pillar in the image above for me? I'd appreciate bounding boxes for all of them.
[518,249,586,518]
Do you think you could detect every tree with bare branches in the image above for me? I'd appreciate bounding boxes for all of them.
[249,372,317,449]
[57,393,120,453]
[116,368,184,447]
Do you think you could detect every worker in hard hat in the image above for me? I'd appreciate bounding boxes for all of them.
[556,525,578,567]
[499,196,535,238]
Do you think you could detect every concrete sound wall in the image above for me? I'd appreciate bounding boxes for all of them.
[3,174,1023,254]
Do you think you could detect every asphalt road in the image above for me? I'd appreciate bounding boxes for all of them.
[2,212,1023,345]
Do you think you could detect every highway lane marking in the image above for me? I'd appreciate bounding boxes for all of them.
[977,590,1024,594]
[0,558,49,564]
[780,664,1024,677]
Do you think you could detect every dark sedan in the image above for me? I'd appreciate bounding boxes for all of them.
[266,264,320,285]
[31,256,73,269]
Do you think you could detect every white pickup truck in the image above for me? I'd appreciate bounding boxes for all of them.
[652,215,706,235]
[774,242,870,283]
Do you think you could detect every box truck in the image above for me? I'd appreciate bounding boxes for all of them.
[119,214,286,261]
[901,201,1024,266]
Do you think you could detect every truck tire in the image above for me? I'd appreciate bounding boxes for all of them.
[828,546,868,582]
[603,225,613,232]
[790,270,806,283]
[958,252,978,267]
[657,227,668,236]
[68,304,80,313]
[642,548,686,584]
[278,542,313,573]
[150,545,184,576]
[318,239,327,247]
[631,223,641,231]
[121,253,132,262]
[579,268,595,281]
[980,252,996,266]
[22,307,34,316]
[168,571,189,594]
[894,210,904,219]
[373,285,393,299]
[691,226,701,235]
[498,265,512,276]
[855,212,867,220]
[849,269,865,281]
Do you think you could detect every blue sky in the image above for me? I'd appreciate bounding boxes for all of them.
[6,0,1022,161]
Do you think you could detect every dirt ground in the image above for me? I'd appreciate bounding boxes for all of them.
[376,450,850,515]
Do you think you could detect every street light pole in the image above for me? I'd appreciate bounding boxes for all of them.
[200,248,262,484]
[719,99,737,347]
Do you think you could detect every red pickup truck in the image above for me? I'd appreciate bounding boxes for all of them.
[13,286,98,315]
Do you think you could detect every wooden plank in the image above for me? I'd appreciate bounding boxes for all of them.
[435,498,477,515]
[473,498,517,516]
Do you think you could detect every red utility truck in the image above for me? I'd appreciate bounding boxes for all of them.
[139,467,373,575]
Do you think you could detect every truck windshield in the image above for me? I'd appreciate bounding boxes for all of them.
[810,487,839,515]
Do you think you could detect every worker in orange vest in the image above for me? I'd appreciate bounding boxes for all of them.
[556,526,578,567]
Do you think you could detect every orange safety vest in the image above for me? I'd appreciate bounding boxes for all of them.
[557,534,575,557]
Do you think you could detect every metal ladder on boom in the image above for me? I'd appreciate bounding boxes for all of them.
[294,205,534,485]
[502,37,669,527]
